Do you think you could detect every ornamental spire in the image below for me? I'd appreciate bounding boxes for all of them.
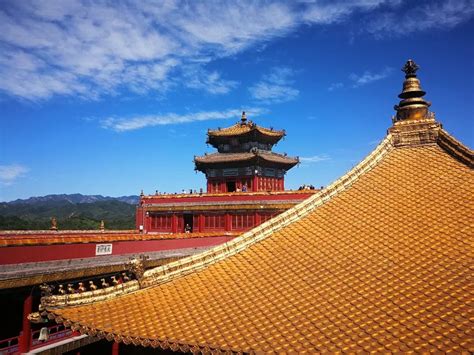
[394,59,431,121]
[241,111,247,124]
[402,59,419,78]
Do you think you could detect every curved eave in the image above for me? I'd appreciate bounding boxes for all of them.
[194,153,298,172]
[207,126,285,148]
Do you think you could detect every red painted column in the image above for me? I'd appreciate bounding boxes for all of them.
[172,214,178,233]
[198,215,205,233]
[255,212,261,226]
[225,213,231,231]
[112,341,119,355]
[253,175,258,192]
[19,293,33,353]
[281,178,285,190]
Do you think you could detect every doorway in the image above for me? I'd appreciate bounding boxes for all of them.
[183,214,193,232]
[226,181,236,192]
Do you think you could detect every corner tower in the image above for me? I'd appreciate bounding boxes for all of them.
[194,112,299,193]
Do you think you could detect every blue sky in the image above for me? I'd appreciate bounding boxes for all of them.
[0,0,473,201]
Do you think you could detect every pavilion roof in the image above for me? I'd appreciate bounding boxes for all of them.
[208,122,284,138]
[206,112,285,148]
[41,63,474,353]
[194,151,298,170]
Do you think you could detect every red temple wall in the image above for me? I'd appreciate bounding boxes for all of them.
[0,236,235,265]
[146,211,281,233]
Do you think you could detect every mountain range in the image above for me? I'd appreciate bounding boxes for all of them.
[6,193,139,205]
[0,194,139,230]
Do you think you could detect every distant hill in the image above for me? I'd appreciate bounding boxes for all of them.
[7,193,139,205]
[0,194,139,230]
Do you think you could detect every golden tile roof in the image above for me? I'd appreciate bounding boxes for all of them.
[194,151,298,165]
[208,121,284,138]
[0,231,239,247]
[43,120,473,353]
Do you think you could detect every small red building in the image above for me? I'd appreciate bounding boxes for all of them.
[136,112,316,233]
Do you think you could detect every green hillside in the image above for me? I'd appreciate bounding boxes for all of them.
[0,199,136,230]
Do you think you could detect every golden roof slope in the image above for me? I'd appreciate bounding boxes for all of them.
[43,121,473,353]
[208,122,284,138]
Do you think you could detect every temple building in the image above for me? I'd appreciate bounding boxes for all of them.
[38,60,473,353]
[136,113,315,234]
[197,111,297,193]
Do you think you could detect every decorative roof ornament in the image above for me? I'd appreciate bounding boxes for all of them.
[241,111,247,124]
[394,59,431,121]
[40,283,54,297]
[401,59,419,78]
[99,220,105,231]
[127,255,149,286]
[50,217,58,231]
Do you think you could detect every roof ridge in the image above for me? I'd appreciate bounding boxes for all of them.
[438,129,474,168]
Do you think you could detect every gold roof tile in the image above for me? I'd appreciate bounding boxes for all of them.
[43,120,473,352]
[208,121,284,138]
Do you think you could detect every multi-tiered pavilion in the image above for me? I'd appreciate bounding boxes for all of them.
[196,112,298,193]
[136,113,315,234]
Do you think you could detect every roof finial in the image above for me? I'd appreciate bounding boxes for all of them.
[241,111,247,124]
[394,59,431,121]
[402,59,419,78]
[50,217,57,231]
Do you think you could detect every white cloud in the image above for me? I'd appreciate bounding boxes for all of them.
[101,108,267,132]
[299,155,331,163]
[349,67,393,87]
[249,67,299,104]
[302,0,394,24]
[183,66,239,94]
[0,1,471,101]
[365,0,474,37]
[175,2,297,55]
[0,164,29,185]
[0,1,297,101]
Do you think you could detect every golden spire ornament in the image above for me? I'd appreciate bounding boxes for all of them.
[241,111,247,124]
[394,59,431,121]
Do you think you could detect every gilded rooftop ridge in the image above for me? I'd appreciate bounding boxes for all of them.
[40,62,474,353]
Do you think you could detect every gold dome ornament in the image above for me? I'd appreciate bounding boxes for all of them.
[394,59,432,121]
